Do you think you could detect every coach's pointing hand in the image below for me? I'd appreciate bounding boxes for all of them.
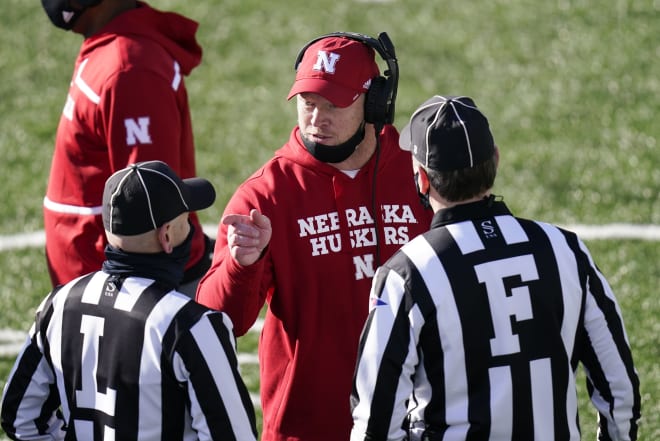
[222,209,272,266]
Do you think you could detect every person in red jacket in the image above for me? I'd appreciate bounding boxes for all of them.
[40,0,213,296]
[196,32,434,441]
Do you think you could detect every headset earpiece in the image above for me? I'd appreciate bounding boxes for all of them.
[294,31,399,127]
[364,76,388,125]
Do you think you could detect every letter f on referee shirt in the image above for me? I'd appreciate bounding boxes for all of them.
[474,254,538,356]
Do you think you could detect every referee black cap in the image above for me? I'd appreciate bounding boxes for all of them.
[102,160,216,236]
[399,95,495,172]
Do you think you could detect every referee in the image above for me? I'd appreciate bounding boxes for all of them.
[350,96,640,441]
[1,161,257,440]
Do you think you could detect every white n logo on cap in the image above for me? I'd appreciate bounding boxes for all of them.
[313,51,340,73]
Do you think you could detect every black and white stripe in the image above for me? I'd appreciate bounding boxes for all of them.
[351,213,640,441]
[1,271,257,440]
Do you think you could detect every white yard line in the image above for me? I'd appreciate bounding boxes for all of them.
[1,223,659,252]
[0,329,27,357]
[0,231,46,252]
[559,223,660,241]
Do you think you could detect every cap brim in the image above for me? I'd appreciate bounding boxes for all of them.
[287,79,358,108]
[182,177,216,212]
[399,95,449,153]
[399,121,413,152]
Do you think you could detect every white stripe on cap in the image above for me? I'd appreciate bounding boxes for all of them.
[407,95,448,168]
[132,169,159,232]
[452,97,481,165]
[133,165,191,232]
[138,166,191,212]
[425,98,447,168]
[109,161,194,234]
[408,95,484,169]
[108,170,158,234]
[446,99,474,167]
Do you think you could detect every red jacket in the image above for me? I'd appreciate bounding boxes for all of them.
[197,126,433,441]
[44,2,205,286]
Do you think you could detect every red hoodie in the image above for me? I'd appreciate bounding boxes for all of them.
[44,2,205,286]
[197,126,433,441]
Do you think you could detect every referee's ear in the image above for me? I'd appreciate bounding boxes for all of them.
[416,165,431,195]
[157,223,175,254]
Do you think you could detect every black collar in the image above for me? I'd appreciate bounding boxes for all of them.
[430,195,512,229]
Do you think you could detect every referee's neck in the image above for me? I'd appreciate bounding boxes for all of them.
[431,191,492,212]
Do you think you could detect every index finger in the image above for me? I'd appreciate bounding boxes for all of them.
[221,213,251,226]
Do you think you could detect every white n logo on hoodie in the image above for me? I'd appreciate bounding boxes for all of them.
[125,117,152,145]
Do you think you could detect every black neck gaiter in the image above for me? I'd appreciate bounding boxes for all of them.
[101,225,194,290]
[302,123,366,163]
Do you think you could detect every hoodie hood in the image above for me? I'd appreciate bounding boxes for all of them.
[80,2,202,75]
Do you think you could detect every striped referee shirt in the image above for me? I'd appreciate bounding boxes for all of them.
[1,271,257,440]
[351,198,640,441]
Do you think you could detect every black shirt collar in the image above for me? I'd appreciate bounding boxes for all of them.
[430,195,512,229]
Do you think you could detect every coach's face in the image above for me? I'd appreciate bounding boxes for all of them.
[297,92,365,146]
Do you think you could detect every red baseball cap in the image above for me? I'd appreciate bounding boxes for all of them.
[287,36,380,107]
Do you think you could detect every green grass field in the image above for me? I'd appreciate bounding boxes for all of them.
[1,0,657,439]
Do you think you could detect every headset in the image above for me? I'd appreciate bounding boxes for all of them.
[293,31,399,127]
